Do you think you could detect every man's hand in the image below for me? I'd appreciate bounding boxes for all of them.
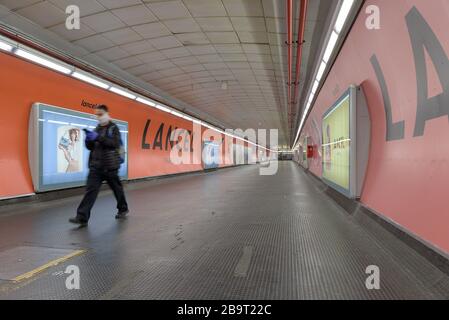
[85,130,99,142]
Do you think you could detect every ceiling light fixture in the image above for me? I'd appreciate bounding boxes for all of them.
[15,48,71,74]
[0,39,13,52]
[136,97,156,107]
[72,71,109,89]
[109,86,136,100]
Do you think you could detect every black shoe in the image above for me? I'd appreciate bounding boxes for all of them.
[69,217,88,227]
[115,209,129,219]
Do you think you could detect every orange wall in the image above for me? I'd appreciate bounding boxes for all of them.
[0,51,236,198]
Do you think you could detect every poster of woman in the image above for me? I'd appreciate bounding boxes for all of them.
[57,126,83,173]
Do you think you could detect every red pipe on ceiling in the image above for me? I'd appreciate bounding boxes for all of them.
[286,0,293,134]
[292,0,308,114]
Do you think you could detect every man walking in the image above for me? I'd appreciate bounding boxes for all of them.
[69,105,128,226]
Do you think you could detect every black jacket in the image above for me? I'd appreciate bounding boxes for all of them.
[86,121,122,171]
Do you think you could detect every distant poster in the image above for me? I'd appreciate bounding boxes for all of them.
[226,140,234,165]
[203,141,220,169]
[300,136,308,169]
[322,93,350,192]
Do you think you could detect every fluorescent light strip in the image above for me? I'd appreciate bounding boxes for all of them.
[43,109,97,122]
[202,123,215,130]
[15,49,71,74]
[311,80,319,94]
[109,86,136,100]
[72,71,109,89]
[321,138,351,147]
[335,0,355,33]
[154,104,171,113]
[48,120,69,125]
[308,94,314,104]
[170,110,184,118]
[69,123,88,128]
[136,97,156,107]
[293,0,356,149]
[0,40,13,52]
[315,61,327,82]
[323,31,339,63]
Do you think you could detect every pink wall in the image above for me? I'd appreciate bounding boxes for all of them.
[300,0,449,253]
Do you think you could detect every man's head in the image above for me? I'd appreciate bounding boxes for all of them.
[95,105,111,126]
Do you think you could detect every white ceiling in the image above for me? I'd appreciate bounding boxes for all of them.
[0,0,333,147]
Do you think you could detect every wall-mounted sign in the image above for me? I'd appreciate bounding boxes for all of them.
[202,140,220,169]
[321,86,371,199]
[28,103,128,192]
[322,91,352,194]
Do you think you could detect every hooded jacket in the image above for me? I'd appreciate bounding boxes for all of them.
[86,121,122,170]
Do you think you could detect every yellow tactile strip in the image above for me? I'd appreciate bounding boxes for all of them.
[12,249,86,282]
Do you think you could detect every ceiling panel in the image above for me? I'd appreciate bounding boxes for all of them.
[49,0,105,16]
[111,4,157,25]
[132,22,171,39]
[163,18,201,33]
[146,1,191,20]
[82,11,125,33]
[98,0,141,9]
[195,17,233,32]
[16,2,66,28]
[183,0,227,17]
[222,0,264,17]
[178,33,209,46]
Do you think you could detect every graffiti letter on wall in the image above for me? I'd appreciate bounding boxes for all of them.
[153,123,164,150]
[165,126,173,150]
[406,7,449,137]
[370,55,405,141]
[142,119,151,149]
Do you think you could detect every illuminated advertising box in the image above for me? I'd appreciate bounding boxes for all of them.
[300,136,309,169]
[203,141,220,169]
[29,103,128,192]
[321,86,371,199]
[322,87,356,198]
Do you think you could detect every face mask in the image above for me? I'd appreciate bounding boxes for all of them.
[97,113,110,125]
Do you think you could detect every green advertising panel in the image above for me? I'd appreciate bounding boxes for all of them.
[322,94,350,193]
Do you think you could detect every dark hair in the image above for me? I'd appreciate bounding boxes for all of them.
[69,128,80,141]
[95,104,109,112]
